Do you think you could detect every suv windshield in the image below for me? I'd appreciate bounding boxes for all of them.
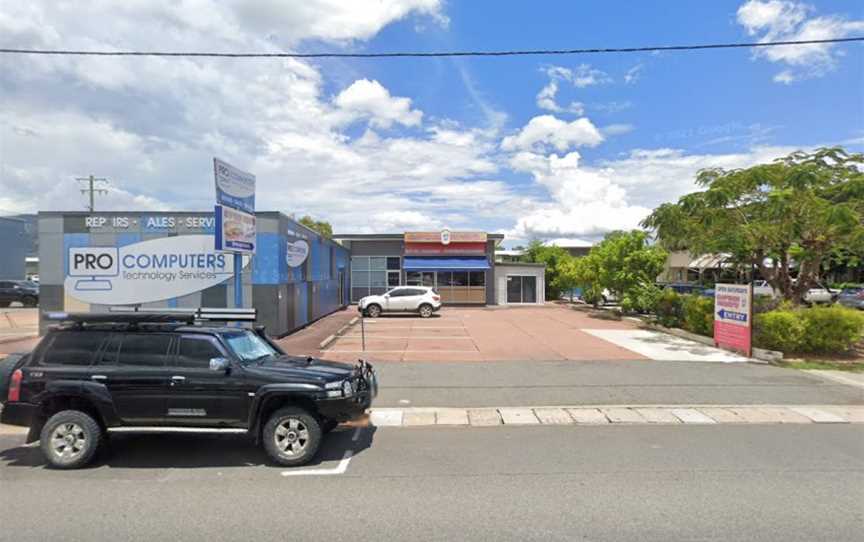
[223,331,279,364]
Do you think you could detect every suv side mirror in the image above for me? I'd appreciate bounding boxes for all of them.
[209,357,230,372]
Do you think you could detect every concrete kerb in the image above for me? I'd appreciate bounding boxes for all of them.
[319,316,362,350]
[364,404,864,428]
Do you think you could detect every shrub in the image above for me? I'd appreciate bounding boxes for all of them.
[621,283,661,314]
[799,306,864,353]
[754,310,805,352]
[654,288,683,328]
[682,295,714,337]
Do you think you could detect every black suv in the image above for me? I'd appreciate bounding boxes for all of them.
[0,280,39,307]
[0,311,377,469]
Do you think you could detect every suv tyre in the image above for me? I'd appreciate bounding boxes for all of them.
[40,410,102,469]
[418,303,433,318]
[263,407,322,467]
[21,296,37,308]
[365,304,382,318]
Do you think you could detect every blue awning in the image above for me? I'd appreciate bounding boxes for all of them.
[403,257,490,271]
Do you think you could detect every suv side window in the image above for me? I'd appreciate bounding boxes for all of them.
[176,336,226,369]
[39,331,107,366]
[95,334,122,365]
[117,334,172,367]
[389,288,408,297]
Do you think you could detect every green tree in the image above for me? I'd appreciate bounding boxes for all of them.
[571,230,668,311]
[521,240,572,300]
[642,147,864,303]
[298,215,333,239]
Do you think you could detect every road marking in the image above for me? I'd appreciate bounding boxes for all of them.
[584,329,749,363]
[281,450,353,477]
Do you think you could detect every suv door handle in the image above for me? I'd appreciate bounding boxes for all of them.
[170,375,186,384]
[91,375,107,382]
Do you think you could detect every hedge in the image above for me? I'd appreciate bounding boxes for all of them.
[753,305,864,354]
[682,295,714,337]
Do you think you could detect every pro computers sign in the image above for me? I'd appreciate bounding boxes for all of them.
[713,283,753,357]
[65,235,242,305]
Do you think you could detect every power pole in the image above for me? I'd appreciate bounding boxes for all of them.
[75,175,109,212]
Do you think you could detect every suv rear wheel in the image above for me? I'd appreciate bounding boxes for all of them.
[21,296,37,307]
[418,303,433,318]
[40,410,102,469]
[262,407,322,467]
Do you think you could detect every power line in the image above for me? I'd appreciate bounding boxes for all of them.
[0,37,861,59]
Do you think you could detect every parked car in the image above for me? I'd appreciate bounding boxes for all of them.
[359,286,442,318]
[751,280,777,298]
[837,286,864,310]
[0,311,377,469]
[0,280,39,307]
[663,283,714,297]
[804,286,839,305]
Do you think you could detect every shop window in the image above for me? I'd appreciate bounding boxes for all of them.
[352,257,370,271]
[387,272,400,287]
[470,271,486,287]
[451,272,469,287]
[370,257,386,271]
[386,257,401,270]
[437,271,453,287]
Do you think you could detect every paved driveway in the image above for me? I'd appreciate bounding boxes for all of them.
[322,305,743,363]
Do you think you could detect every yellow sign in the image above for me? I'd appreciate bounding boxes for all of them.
[404,231,487,243]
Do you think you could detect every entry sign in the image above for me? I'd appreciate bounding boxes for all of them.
[714,283,752,357]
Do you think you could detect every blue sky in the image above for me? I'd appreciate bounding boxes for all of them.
[0,1,862,245]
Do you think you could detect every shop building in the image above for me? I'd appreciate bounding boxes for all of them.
[37,211,349,336]
[333,231,545,306]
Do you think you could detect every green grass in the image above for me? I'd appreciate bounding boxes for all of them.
[776,360,864,372]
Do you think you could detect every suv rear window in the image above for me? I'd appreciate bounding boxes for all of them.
[39,331,108,366]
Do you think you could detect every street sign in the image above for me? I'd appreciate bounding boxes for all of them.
[213,158,255,214]
[714,283,752,357]
[213,158,256,309]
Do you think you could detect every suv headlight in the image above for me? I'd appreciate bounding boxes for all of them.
[342,379,354,397]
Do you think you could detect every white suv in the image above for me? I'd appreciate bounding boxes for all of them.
[359,286,442,318]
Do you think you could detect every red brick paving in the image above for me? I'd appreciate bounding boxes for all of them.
[321,304,648,363]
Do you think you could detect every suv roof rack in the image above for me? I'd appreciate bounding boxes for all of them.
[45,307,257,326]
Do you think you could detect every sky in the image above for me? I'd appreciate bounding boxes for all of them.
[0,0,862,246]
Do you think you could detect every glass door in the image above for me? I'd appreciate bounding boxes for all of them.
[507,276,537,303]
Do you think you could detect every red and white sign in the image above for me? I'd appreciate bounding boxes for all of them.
[714,283,752,357]
[404,242,486,256]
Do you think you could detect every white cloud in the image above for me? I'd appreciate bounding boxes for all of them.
[333,79,423,128]
[624,64,643,84]
[501,115,604,152]
[505,145,800,241]
[736,0,864,81]
[535,64,609,114]
[601,123,635,136]
[230,0,446,44]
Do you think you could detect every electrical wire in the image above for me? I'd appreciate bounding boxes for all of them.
[0,37,861,59]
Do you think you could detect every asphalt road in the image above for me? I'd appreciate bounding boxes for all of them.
[374,360,864,407]
[1,424,862,541]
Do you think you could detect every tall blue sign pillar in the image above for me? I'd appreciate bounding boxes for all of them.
[213,158,256,308]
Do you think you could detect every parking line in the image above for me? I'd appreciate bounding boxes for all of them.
[280,450,353,477]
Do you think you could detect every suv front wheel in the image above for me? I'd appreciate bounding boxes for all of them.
[262,407,322,467]
[40,410,102,469]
